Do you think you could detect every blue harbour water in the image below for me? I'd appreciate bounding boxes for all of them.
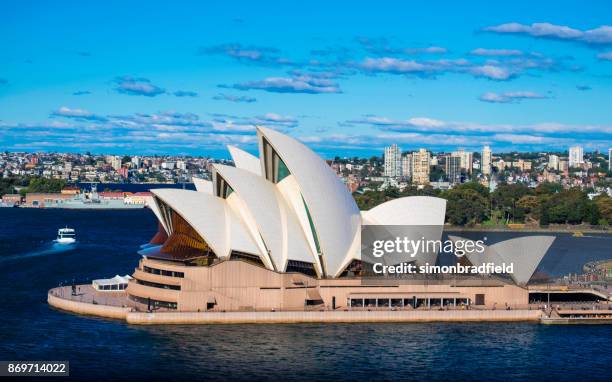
[0,207,611,381]
[76,182,197,192]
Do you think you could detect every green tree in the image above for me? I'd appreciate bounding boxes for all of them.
[539,188,589,225]
[454,181,489,198]
[517,195,540,222]
[444,188,488,226]
[535,182,562,195]
[22,177,66,195]
[354,190,386,210]
[594,195,612,225]
[0,176,28,196]
[585,201,601,226]
[384,186,400,199]
[492,183,532,222]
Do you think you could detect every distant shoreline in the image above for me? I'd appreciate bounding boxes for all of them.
[445,226,611,234]
[1,208,610,234]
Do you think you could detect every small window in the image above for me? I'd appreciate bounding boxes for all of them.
[475,294,485,306]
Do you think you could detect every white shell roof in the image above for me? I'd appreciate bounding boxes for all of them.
[257,126,361,277]
[224,199,264,259]
[447,235,506,271]
[490,236,555,285]
[145,195,169,234]
[448,235,555,285]
[213,164,315,271]
[150,188,258,259]
[228,145,262,176]
[146,130,450,279]
[192,177,213,194]
[364,196,446,226]
[276,175,324,275]
[363,196,446,267]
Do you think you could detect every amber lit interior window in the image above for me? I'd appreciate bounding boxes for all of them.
[149,221,169,245]
[161,210,215,259]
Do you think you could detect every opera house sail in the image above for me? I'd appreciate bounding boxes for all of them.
[121,126,553,312]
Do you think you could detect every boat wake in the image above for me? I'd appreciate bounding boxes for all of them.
[579,235,611,239]
[0,242,77,263]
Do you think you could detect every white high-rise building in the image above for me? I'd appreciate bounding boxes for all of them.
[161,161,176,170]
[110,155,122,171]
[569,146,584,168]
[131,156,141,168]
[481,146,492,175]
[401,154,412,179]
[384,144,402,178]
[548,155,559,171]
[453,148,473,174]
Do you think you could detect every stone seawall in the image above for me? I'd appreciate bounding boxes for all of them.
[126,309,542,325]
[48,288,543,324]
[48,292,130,320]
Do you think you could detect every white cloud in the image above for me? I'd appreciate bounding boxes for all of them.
[405,46,448,54]
[113,76,165,97]
[484,22,612,45]
[230,75,341,94]
[491,134,571,145]
[358,57,544,81]
[470,65,513,80]
[407,117,446,128]
[346,115,612,135]
[51,106,107,121]
[471,48,523,56]
[479,91,547,103]
[53,106,93,118]
[360,57,431,73]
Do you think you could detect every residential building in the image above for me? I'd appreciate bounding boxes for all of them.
[401,154,412,179]
[482,146,492,175]
[110,156,122,171]
[511,159,532,172]
[569,146,584,168]
[131,156,141,168]
[445,154,462,184]
[383,144,402,178]
[453,149,473,174]
[412,148,430,185]
[548,155,559,171]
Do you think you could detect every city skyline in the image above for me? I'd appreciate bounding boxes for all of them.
[1,1,612,158]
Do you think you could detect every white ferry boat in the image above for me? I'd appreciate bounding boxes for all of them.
[56,227,76,244]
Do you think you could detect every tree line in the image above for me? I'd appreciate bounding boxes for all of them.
[354,181,612,227]
[0,176,67,197]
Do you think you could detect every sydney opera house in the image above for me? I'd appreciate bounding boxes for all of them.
[124,126,553,312]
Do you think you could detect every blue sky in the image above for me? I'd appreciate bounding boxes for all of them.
[1,0,611,158]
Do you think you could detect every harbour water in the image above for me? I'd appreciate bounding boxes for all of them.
[75,182,196,192]
[0,208,611,381]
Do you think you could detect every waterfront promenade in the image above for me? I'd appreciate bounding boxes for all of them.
[48,285,544,324]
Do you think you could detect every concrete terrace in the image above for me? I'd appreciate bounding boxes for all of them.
[48,284,547,324]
